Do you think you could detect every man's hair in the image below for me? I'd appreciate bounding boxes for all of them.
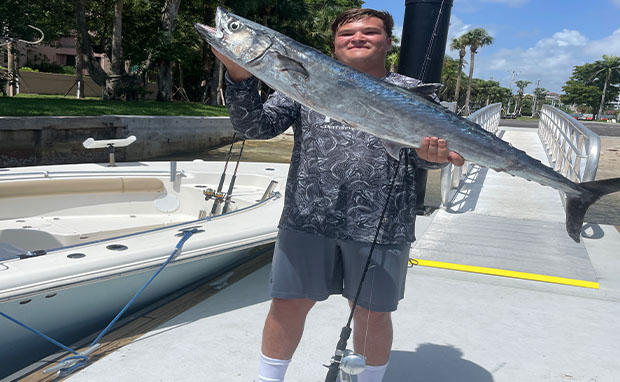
[330,8,395,40]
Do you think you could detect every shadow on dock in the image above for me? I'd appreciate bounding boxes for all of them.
[386,344,494,382]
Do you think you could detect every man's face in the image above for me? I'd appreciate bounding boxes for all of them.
[333,17,392,69]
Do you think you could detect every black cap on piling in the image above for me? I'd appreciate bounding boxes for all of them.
[397,0,454,212]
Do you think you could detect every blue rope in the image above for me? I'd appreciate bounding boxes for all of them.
[0,228,198,375]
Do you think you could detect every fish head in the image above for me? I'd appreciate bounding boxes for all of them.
[194,7,272,65]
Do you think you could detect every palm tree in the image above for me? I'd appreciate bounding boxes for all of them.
[591,55,620,120]
[515,80,531,116]
[462,28,494,115]
[450,36,467,109]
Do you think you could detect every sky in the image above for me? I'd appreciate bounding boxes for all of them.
[361,0,620,94]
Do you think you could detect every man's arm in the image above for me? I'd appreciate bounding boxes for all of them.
[212,48,251,83]
[213,47,300,140]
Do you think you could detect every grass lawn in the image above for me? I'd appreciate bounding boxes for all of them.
[0,94,228,117]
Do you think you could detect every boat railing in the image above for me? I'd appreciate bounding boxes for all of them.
[439,102,502,206]
[538,105,600,183]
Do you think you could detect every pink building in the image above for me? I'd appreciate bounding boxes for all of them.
[1,36,109,73]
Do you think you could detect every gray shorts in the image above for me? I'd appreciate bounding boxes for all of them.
[269,228,411,312]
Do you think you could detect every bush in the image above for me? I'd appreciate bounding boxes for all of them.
[28,62,75,75]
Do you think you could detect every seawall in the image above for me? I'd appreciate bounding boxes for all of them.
[0,116,235,167]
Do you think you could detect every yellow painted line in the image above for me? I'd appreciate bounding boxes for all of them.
[411,259,600,289]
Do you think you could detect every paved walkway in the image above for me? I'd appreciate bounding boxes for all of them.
[64,127,620,382]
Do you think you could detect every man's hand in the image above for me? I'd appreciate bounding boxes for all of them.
[210,47,252,83]
[416,137,465,166]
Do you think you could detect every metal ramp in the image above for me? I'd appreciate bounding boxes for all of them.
[413,128,599,288]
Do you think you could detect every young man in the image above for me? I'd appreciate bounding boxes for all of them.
[212,8,463,382]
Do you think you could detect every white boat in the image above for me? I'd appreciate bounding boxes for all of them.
[0,156,288,378]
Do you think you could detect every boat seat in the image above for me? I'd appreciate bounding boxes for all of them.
[0,178,165,199]
[0,242,24,261]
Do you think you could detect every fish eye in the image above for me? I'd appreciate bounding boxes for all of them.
[229,21,241,31]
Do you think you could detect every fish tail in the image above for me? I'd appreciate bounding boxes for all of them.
[566,177,620,242]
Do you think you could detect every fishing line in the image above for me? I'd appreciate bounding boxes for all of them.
[324,152,403,382]
[418,0,447,81]
[362,261,376,358]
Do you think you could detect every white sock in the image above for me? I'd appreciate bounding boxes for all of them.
[257,352,291,382]
[357,363,388,382]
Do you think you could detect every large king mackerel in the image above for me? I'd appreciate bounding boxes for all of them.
[195,7,620,243]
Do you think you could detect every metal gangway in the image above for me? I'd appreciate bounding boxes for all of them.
[418,103,603,289]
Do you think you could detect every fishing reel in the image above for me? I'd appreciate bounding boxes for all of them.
[325,349,366,382]
[203,188,215,201]
[203,188,225,204]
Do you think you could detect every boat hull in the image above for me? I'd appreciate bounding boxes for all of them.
[0,160,288,379]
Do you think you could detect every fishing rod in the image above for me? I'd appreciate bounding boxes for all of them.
[324,157,402,382]
[209,133,237,215]
[222,139,246,213]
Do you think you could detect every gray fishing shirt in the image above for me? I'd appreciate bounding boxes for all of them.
[225,72,441,245]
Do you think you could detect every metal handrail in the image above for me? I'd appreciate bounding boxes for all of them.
[538,105,600,183]
[439,103,502,206]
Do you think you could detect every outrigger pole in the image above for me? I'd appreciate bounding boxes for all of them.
[398,0,454,212]
[223,139,246,213]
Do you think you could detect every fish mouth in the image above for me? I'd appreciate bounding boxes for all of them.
[194,22,217,44]
[194,7,228,44]
[202,24,217,35]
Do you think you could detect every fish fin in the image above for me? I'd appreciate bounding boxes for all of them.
[276,54,309,79]
[408,83,442,101]
[566,177,620,242]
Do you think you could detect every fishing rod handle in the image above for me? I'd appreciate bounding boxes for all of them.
[324,360,341,382]
[324,326,352,382]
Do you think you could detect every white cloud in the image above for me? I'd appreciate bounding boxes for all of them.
[470,28,620,93]
[447,15,471,45]
[546,29,588,47]
[586,28,620,57]
[480,0,529,6]
[613,0,620,8]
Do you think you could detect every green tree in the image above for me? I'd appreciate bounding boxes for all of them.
[532,87,547,117]
[461,28,493,115]
[1,0,73,96]
[385,45,400,73]
[474,79,511,107]
[449,36,467,110]
[519,94,533,116]
[561,60,619,115]
[440,55,459,102]
[590,55,620,120]
[514,80,530,116]
[560,80,601,112]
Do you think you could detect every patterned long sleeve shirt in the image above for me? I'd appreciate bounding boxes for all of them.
[225,72,440,245]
